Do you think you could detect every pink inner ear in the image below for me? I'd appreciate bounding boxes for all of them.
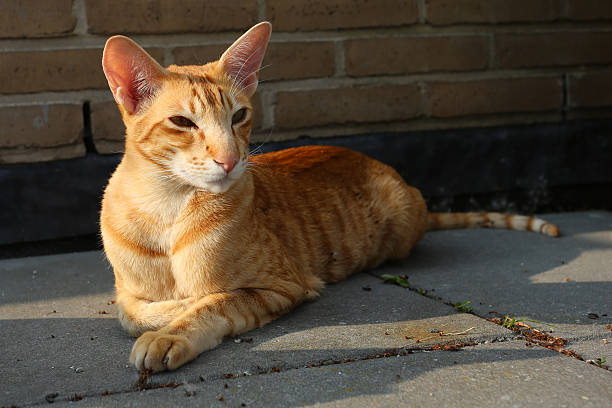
[102,36,166,114]
[220,23,271,97]
[104,69,138,113]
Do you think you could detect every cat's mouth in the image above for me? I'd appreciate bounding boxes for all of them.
[168,158,245,194]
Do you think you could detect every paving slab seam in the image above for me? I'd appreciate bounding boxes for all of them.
[368,271,612,372]
[7,339,527,408]
[148,335,522,384]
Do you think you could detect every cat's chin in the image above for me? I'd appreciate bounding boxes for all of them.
[192,177,236,194]
[170,166,241,194]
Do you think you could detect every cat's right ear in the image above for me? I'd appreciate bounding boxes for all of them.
[102,36,167,115]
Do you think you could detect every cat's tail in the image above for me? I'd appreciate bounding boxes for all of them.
[427,212,560,237]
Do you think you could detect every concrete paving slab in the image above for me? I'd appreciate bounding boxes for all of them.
[1,212,609,407]
[0,251,507,407]
[388,211,612,363]
[51,341,612,408]
[0,252,131,407]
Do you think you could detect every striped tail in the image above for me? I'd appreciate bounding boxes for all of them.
[427,212,560,237]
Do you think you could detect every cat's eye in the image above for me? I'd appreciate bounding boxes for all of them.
[169,116,197,128]
[231,108,247,125]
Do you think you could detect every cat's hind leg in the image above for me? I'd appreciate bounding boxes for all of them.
[367,168,429,263]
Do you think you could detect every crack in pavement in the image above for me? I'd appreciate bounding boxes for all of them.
[369,272,611,371]
[7,286,574,407]
[13,339,526,408]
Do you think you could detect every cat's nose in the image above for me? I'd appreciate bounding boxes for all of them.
[213,157,237,173]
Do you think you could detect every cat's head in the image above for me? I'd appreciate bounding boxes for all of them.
[102,22,271,194]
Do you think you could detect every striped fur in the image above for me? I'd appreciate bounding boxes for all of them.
[428,212,560,237]
[100,23,560,373]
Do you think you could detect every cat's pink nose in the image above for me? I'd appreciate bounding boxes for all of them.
[214,157,237,173]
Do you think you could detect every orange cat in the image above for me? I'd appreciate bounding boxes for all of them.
[100,22,559,372]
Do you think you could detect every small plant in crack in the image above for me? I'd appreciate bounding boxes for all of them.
[502,316,518,329]
[416,287,434,299]
[381,274,410,288]
[455,300,473,313]
[586,357,609,370]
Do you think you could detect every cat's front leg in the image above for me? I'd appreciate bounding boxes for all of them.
[116,290,197,337]
[130,285,306,372]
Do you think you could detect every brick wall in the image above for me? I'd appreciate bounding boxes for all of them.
[1,0,612,163]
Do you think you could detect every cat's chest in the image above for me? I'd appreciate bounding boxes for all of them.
[111,183,250,298]
[115,220,215,299]
[132,191,197,250]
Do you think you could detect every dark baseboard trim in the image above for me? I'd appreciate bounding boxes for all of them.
[1,119,611,250]
[0,234,101,260]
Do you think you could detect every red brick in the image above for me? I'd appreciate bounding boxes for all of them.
[346,36,488,77]
[275,85,423,129]
[0,49,103,94]
[172,44,228,67]
[0,104,83,148]
[90,101,125,154]
[261,42,335,81]
[0,48,163,94]
[251,93,263,130]
[426,0,562,25]
[85,0,257,34]
[494,32,612,69]
[173,41,335,81]
[567,0,612,20]
[0,0,75,38]
[569,71,612,108]
[267,0,418,31]
[428,77,561,117]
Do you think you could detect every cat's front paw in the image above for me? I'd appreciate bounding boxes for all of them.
[130,331,194,372]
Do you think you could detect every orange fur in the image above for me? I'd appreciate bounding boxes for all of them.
[428,212,560,237]
[100,22,559,372]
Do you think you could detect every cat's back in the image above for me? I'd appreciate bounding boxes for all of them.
[249,145,384,186]
[249,145,427,281]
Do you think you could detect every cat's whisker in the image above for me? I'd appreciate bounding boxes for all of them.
[232,72,271,100]
[258,63,272,72]
[230,64,270,95]
[228,51,270,97]
[262,126,275,141]
[228,47,259,96]
[249,142,265,156]
[230,73,267,100]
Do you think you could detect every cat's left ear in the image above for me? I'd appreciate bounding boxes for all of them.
[219,22,271,98]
